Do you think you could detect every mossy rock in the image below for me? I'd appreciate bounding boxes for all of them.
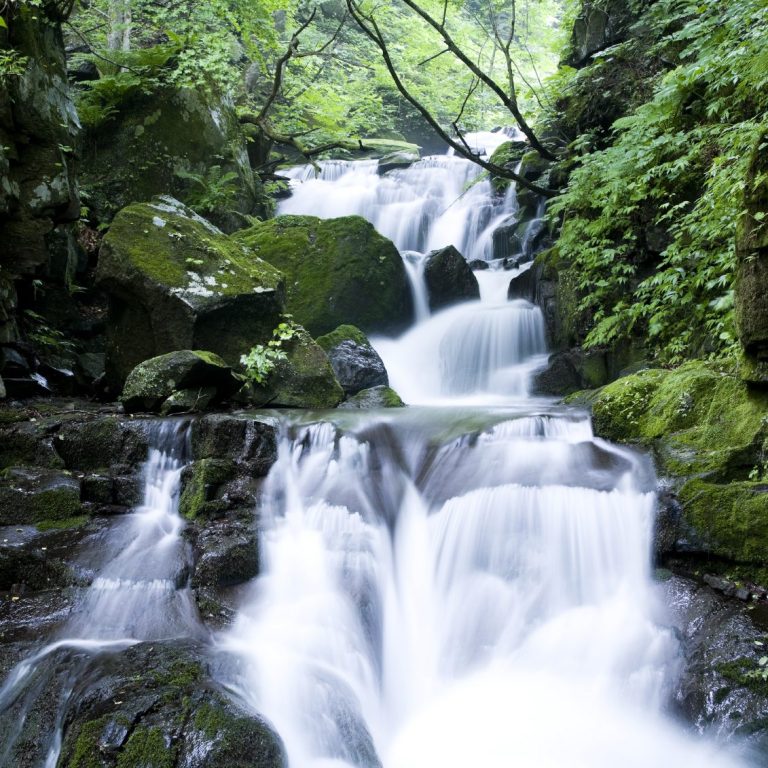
[179,458,235,520]
[590,361,768,479]
[0,468,82,525]
[316,324,388,396]
[80,85,260,226]
[248,326,344,409]
[57,641,286,768]
[234,215,413,336]
[679,479,768,564]
[316,324,370,352]
[488,140,529,193]
[97,198,286,387]
[339,385,405,409]
[55,417,148,472]
[121,350,240,413]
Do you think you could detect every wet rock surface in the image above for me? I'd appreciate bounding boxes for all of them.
[317,325,389,396]
[423,245,480,311]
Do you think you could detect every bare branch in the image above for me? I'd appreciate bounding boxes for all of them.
[418,48,450,66]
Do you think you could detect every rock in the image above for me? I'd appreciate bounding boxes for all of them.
[532,352,583,396]
[488,140,529,193]
[180,458,236,520]
[96,197,285,386]
[0,469,82,525]
[508,266,537,301]
[0,3,80,279]
[80,83,261,226]
[76,352,106,383]
[378,148,420,174]
[339,385,405,409]
[736,129,768,382]
[0,375,5,399]
[2,377,53,399]
[121,350,241,413]
[587,361,768,567]
[468,260,489,270]
[55,416,148,472]
[192,520,259,588]
[56,641,287,768]
[161,386,218,415]
[423,245,480,311]
[0,346,31,376]
[260,326,345,408]
[316,325,388,396]
[191,413,278,474]
[666,576,768,755]
[234,215,413,336]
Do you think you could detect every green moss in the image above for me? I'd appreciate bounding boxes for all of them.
[68,715,114,768]
[116,727,175,768]
[679,479,768,563]
[340,385,405,409]
[179,458,234,519]
[315,324,370,351]
[102,202,283,296]
[36,514,88,531]
[591,361,768,477]
[235,215,412,336]
[718,658,768,697]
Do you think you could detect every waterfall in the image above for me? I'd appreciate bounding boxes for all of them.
[216,136,750,768]
[0,420,198,767]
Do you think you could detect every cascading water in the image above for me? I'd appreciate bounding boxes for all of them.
[217,139,751,767]
[0,420,198,767]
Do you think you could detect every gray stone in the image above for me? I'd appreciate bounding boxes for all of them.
[423,245,480,311]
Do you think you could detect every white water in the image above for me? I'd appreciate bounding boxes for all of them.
[0,420,197,767]
[220,139,750,768]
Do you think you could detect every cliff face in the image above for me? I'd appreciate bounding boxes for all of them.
[0,1,81,343]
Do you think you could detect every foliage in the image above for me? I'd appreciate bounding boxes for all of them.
[175,165,239,215]
[239,317,300,384]
[549,0,768,363]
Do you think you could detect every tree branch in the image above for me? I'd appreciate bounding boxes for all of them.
[345,0,557,196]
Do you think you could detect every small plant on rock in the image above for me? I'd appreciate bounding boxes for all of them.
[240,317,300,385]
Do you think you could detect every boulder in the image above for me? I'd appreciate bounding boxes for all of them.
[121,350,241,413]
[0,468,82,525]
[423,245,480,311]
[192,520,259,588]
[316,325,388,396]
[96,198,285,386]
[339,385,405,409]
[190,413,278,474]
[234,215,413,335]
[378,148,420,174]
[508,265,537,301]
[0,375,5,399]
[55,641,286,768]
[80,82,261,226]
[256,326,344,408]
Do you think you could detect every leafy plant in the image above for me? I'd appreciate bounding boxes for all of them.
[175,165,240,216]
[239,317,300,385]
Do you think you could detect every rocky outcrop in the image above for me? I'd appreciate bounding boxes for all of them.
[96,198,285,387]
[121,350,241,414]
[235,215,413,336]
[316,324,388,396]
[80,82,263,228]
[579,361,768,567]
[423,245,479,311]
[736,129,768,385]
[0,2,81,344]
[55,641,286,768]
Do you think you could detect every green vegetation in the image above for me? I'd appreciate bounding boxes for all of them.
[240,317,300,385]
[548,0,768,362]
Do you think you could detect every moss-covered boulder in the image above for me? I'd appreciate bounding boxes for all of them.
[339,385,405,409]
[316,324,389,396]
[0,468,82,525]
[489,140,529,193]
[234,215,413,336]
[80,83,261,226]
[121,350,241,413]
[583,361,768,565]
[253,326,344,408]
[97,198,285,386]
[56,641,286,768]
[423,246,480,311]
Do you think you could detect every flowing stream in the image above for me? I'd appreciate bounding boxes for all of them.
[0,420,197,766]
[0,136,754,767]
[217,138,751,767]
